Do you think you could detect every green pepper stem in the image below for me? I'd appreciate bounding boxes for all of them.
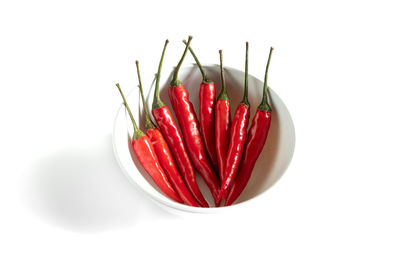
[171,35,193,87]
[217,50,229,100]
[152,40,169,110]
[258,47,274,111]
[116,83,145,140]
[241,42,249,106]
[136,60,155,130]
[183,40,211,83]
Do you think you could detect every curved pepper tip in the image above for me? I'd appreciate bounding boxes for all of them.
[217,187,228,202]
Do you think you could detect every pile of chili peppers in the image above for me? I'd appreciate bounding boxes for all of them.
[115,36,274,207]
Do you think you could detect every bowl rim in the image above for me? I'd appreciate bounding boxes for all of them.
[112,64,296,213]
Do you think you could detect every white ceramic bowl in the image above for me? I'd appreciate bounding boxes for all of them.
[112,64,295,214]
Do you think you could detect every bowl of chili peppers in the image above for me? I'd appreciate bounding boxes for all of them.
[112,37,295,213]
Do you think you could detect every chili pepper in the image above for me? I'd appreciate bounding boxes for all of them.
[183,40,218,171]
[169,36,221,206]
[115,83,183,203]
[218,42,251,201]
[135,61,198,207]
[151,40,209,207]
[215,49,231,184]
[225,47,274,206]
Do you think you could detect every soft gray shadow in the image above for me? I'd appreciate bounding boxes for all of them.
[24,135,176,233]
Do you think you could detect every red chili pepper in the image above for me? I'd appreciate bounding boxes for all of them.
[135,61,198,207]
[215,50,231,183]
[169,36,220,206]
[115,83,182,203]
[183,40,218,171]
[151,40,209,207]
[225,47,274,206]
[218,42,251,200]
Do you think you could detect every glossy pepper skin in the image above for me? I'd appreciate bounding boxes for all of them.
[219,104,250,200]
[132,135,183,203]
[225,47,274,206]
[169,84,220,206]
[152,39,209,207]
[199,82,218,170]
[219,42,251,200]
[115,83,182,204]
[152,107,207,207]
[135,61,198,207]
[225,110,271,205]
[146,128,198,206]
[169,36,220,206]
[215,50,231,182]
[184,41,218,171]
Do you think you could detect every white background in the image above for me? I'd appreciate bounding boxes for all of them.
[1,0,399,266]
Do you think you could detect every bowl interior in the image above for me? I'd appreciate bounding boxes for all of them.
[113,64,295,211]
